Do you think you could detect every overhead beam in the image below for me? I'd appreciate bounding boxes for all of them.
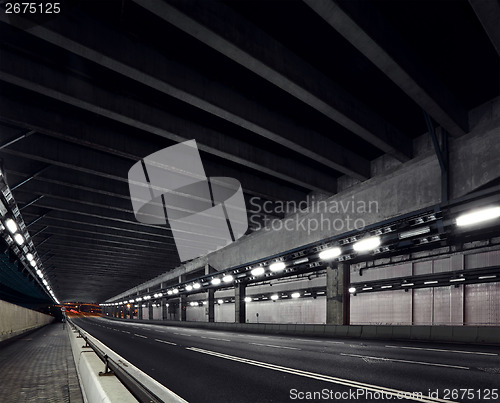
[134,0,411,161]
[304,0,469,137]
[469,0,500,58]
[0,12,369,181]
[0,50,336,194]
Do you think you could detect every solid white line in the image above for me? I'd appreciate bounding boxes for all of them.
[173,333,191,337]
[186,347,454,403]
[154,339,177,346]
[250,343,300,350]
[291,339,324,343]
[341,353,469,370]
[134,334,147,339]
[121,331,130,334]
[201,336,231,342]
[385,345,497,356]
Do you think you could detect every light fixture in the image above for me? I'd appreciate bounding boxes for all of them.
[244,297,252,303]
[348,287,356,293]
[251,267,265,276]
[319,247,341,260]
[456,206,500,227]
[157,293,163,298]
[167,290,173,295]
[293,257,309,265]
[362,287,373,291]
[26,253,34,261]
[222,274,234,283]
[424,280,438,285]
[14,233,25,245]
[353,236,381,252]
[185,285,193,291]
[36,269,43,278]
[193,283,201,290]
[401,283,414,287]
[478,275,496,280]
[129,299,134,303]
[30,260,37,267]
[270,294,279,300]
[5,218,18,234]
[380,285,392,289]
[211,278,221,285]
[398,226,431,239]
[291,292,300,299]
[269,262,286,272]
[217,299,224,304]
[173,288,179,294]
[450,278,465,283]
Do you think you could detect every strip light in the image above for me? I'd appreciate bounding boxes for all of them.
[353,236,381,252]
[456,206,500,227]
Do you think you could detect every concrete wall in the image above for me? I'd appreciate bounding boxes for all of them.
[0,299,54,342]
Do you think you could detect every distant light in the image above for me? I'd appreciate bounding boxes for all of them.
[136,297,142,301]
[14,233,25,245]
[478,275,496,280]
[270,294,279,300]
[129,299,134,303]
[398,226,431,239]
[217,299,224,304]
[26,253,34,262]
[362,287,373,291]
[30,260,37,267]
[353,236,381,252]
[173,288,179,294]
[401,283,414,287]
[251,267,265,276]
[153,294,158,298]
[450,278,465,283]
[193,283,201,289]
[222,274,234,283]
[157,293,163,298]
[190,301,198,307]
[291,292,300,299]
[211,278,221,285]
[348,287,356,293]
[167,290,173,295]
[43,279,48,286]
[185,285,193,291]
[203,301,207,305]
[269,262,286,272]
[319,247,341,260]
[380,285,392,289]
[5,218,18,234]
[293,257,309,265]
[456,206,500,227]
[424,280,438,285]
[244,297,252,303]
[36,269,43,278]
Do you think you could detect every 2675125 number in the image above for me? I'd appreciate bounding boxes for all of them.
[4,2,60,14]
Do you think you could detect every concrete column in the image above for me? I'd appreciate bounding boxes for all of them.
[179,275,186,321]
[148,302,153,320]
[161,297,168,320]
[207,289,215,322]
[235,283,246,323]
[326,263,350,325]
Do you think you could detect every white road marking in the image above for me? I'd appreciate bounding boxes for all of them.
[186,347,455,403]
[385,345,498,356]
[341,353,469,370]
[174,333,191,337]
[201,336,231,342]
[154,339,177,346]
[250,343,300,350]
[121,331,130,334]
[134,334,147,339]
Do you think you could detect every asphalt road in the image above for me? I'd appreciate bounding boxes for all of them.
[72,317,500,403]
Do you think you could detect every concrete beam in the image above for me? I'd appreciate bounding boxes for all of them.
[469,0,500,58]
[134,0,411,162]
[0,49,334,194]
[0,12,369,181]
[304,0,469,137]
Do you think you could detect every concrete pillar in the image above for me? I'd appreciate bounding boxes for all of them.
[138,304,143,319]
[205,264,215,322]
[161,297,168,320]
[179,275,186,321]
[235,283,246,323]
[326,263,350,325]
[148,302,153,320]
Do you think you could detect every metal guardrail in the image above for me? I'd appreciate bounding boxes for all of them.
[68,318,164,403]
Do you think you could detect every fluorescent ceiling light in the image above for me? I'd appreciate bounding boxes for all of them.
[270,294,279,300]
[353,236,381,252]
[251,267,265,276]
[5,218,18,234]
[173,288,179,294]
[424,281,438,285]
[217,299,224,304]
[380,285,392,289]
[30,260,37,267]
[185,285,193,291]
[193,283,201,289]
[211,278,221,285]
[401,283,414,287]
[222,275,234,283]
[398,226,431,239]
[294,257,309,265]
[291,292,300,299]
[362,287,373,291]
[26,253,34,261]
[348,287,356,293]
[244,297,252,303]
[167,290,172,295]
[269,262,286,272]
[14,233,25,245]
[478,275,496,280]
[456,206,500,227]
[319,247,341,260]
[450,278,465,282]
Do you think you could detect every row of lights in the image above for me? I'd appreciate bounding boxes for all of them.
[0,170,59,304]
[101,206,500,307]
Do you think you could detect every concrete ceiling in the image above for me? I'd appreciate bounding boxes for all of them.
[0,0,498,302]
